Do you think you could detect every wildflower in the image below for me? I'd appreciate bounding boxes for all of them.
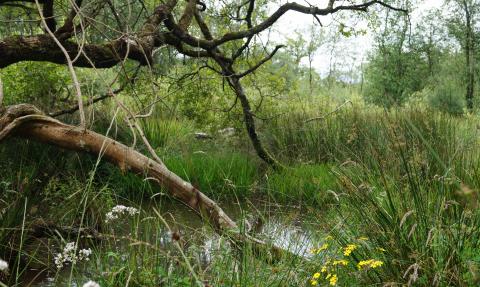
[370,260,384,268]
[78,248,92,261]
[54,242,92,269]
[54,254,64,269]
[332,259,349,266]
[321,266,327,273]
[83,281,100,287]
[313,272,320,279]
[316,243,328,254]
[329,274,338,286]
[0,259,8,272]
[310,279,318,286]
[357,259,373,269]
[357,259,383,270]
[310,243,329,254]
[343,244,358,256]
[105,205,139,223]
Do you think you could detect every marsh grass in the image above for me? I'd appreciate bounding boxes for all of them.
[1,104,480,286]
[265,164,337,204]
[326,110,480,286]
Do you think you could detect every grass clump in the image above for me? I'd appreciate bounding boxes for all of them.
[266,164,337,204]
[165,151,259,198]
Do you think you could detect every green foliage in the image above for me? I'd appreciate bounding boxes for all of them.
[363,44,428,107]
[426,52,466,115]
[266,164,337,204]
[2,62,69,107]
[429,82,465,115]
[165,151,259,198]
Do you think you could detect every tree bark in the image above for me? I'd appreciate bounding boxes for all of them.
[229,76,282,170]
[0,35,153,68]
[464,0,475,111]
[0,104,287,262]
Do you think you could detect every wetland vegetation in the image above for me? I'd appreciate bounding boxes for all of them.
[1,0,480,286]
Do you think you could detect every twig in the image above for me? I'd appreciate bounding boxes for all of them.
[49,87,122,117]
[236,45,284,78]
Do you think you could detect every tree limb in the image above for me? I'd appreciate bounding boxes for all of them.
[0,35,154,68]
[163,1,407,50]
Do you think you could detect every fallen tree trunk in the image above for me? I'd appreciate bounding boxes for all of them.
[0,104,286,262]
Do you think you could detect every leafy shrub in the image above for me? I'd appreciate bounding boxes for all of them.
[429,82,465,115]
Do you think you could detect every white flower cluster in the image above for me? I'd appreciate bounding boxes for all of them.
[83,280,100,287]
[0,259,8,272]
[54,242,92,269]
[105,205,139,223]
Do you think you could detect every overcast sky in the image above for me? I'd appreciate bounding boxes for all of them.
[266,0,445,77]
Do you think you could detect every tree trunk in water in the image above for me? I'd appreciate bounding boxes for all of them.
[0,104,287,262]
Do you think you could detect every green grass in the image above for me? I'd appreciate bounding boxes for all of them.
[265,164,337,204]
[165,151,259,198]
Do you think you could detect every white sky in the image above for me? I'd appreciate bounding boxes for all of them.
[267,0,445,77]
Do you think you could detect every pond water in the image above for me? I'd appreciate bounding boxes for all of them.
[24,198,322,286]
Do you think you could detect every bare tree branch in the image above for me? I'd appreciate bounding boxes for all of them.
[49,88,117,117]
[236,45,284,78]
[163,1,407,50]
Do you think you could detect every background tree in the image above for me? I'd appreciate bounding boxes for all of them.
[447,0,480,111]
[363,5,429,107]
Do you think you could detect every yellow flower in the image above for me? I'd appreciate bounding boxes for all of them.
[329,274,338,286]
[313,272,320,279]
[357,259,373,269]
[310,279,318,286]
[343,244,358,256]
[333,259,349,266]
[321,266,327,273]
[316,243,329,254]
[357,259,384,270]
[310,243,329,254]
